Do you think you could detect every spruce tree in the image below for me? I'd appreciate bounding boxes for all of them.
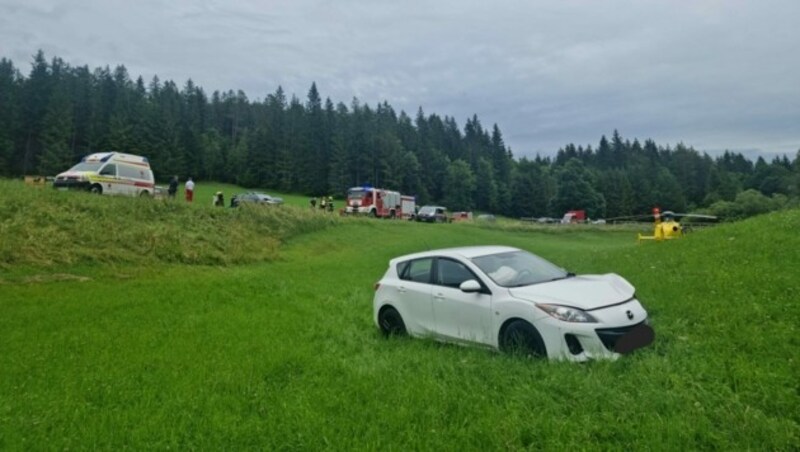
[0,58,20,175]
[38,71,73,175]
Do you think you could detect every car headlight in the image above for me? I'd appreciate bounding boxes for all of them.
[537,304,598,323]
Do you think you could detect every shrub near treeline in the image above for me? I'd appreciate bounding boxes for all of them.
[0,180,342,268]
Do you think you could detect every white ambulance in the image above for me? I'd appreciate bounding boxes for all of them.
[53,152,155,197]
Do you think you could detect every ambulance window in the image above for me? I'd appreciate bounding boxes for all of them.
[99,164,116,176]
[118,165,150,180]
[118,165,138,179]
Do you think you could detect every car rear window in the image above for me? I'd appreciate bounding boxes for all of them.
[398,258,433,283]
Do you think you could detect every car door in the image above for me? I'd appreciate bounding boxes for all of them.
[394,258,435,335]
[431,257,493,345]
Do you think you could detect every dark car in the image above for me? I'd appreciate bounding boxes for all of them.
[231,192,284,207]
[415,205,448,223]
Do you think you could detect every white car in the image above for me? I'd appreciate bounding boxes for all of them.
[373,246,654,361]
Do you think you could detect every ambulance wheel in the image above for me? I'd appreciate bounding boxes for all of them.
[389,210,396,219]
[90,184,102,195]
[369,210,376,218]
[139,190,151,198]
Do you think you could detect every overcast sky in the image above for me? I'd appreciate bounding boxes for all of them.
[1,0,798,160]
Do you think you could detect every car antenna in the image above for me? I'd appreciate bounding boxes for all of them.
[420,237,432,251]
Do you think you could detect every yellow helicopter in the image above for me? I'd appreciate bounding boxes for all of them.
[635,208,717,242]
[607,208,718,242]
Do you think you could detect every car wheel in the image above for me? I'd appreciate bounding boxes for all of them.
[139,190,151,198]
[90,184,102,195]
[500,320,547,358]
[378,306,407,336]
[369,209,377,218]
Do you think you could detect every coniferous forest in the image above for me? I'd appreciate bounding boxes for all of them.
[1,51,798,219]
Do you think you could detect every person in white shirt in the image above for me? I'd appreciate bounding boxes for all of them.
[185,177,195,202]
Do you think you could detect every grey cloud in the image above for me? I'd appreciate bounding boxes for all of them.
[0,0,797,157]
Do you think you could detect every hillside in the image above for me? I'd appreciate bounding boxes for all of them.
[0,179,343,268]
[0,180,798,449]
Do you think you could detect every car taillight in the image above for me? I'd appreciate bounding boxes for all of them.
[374,282,381,291]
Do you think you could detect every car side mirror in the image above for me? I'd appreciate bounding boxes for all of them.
[459,279,482,293]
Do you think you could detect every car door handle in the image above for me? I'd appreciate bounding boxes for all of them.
[433,293,445,300]
[398,286,407,293]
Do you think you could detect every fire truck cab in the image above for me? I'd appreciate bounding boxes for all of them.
[345,186,415,219]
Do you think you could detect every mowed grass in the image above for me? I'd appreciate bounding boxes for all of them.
[1,182,799,449]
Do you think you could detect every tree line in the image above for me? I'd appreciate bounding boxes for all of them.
[1,51,798,219]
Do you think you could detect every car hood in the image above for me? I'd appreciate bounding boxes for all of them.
[509,274,635,310]
[56,170,92,179]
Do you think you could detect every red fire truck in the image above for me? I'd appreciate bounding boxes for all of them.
[345,186,415,219]
[561,210,586,224]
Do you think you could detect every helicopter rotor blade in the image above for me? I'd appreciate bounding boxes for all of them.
[604,214,655,222]
[671,213,719,221]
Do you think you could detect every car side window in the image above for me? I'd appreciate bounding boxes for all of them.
[435,258,477,289]
[399,258,433,283]
[99,164,116,176]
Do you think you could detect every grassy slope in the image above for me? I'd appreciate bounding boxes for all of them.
[0,182,798,449]
[0,179,342,267]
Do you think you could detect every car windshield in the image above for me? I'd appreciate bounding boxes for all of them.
[67,162,103,172]
[471,251,569,288]
[419,206,437,215]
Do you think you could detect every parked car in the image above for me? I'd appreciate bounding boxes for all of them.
[373,246,654,361]
[477,214,496,222]
[415,205,449,223]
[231,192,284,207]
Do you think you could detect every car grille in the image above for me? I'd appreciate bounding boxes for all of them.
[595,321,646,351]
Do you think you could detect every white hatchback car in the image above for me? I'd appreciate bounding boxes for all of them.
[373,246,654,361]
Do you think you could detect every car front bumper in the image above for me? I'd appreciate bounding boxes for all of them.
[535,300,653,361]
[53,179,91,190]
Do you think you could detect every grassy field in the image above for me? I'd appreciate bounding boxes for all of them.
[1,180,798,449]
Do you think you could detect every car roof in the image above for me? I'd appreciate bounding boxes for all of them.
[390,245,520,264]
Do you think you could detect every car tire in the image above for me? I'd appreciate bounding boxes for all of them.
[90,184,102,195]
[139,190,150,198]
[500,320,547,358]
[378,306,407,337]
[369,209,377,218]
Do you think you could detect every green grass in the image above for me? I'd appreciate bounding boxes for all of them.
[0,179,343,268]
[1,180,798,449]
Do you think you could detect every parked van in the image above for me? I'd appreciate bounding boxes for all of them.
[53,152,155,197]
